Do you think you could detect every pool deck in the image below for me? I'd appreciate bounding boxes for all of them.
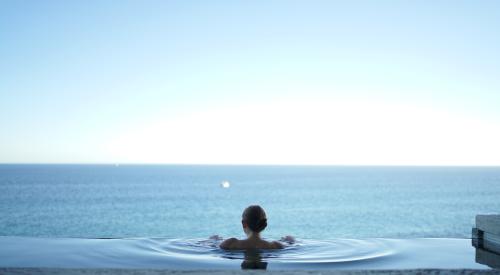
[0,269,499,275]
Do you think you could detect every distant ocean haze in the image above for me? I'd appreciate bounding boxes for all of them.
[0,164,499,239]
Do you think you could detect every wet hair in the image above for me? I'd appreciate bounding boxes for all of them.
[242,205,267,233]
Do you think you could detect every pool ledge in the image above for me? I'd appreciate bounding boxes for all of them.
[0,268,499,275]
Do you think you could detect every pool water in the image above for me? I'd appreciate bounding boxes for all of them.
[0,236,489,269]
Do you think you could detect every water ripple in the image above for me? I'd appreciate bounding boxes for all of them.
[146,238,395,265]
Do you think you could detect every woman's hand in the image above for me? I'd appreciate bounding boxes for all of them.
[280,235,295,244]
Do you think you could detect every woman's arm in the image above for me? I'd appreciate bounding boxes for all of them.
[280,235,295,244]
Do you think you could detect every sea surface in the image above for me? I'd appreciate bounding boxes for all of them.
[1,164,499,239]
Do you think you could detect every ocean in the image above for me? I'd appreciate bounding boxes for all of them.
[1,164,499,239]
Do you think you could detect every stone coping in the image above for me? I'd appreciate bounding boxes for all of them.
[0,269,499,275]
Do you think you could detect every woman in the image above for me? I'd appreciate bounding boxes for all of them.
[219,205,294,250]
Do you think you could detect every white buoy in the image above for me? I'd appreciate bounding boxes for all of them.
[221,180,231,188]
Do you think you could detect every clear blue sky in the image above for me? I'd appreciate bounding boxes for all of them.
[1,1,499,165]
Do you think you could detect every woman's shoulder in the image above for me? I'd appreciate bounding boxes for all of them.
[268,240,284,249]
[219,238,240,249]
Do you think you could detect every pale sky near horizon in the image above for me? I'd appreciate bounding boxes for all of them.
[1,1,500,165]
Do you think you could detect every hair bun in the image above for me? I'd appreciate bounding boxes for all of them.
[255,218,267,232]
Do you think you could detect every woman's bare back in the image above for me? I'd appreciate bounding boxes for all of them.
[220,237,283,250]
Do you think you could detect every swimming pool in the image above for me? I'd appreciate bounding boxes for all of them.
[0,236,490,269]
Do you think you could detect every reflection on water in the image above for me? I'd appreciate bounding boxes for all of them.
[241,250,267,270]
[472,230,500,269]
[475,248,500,269]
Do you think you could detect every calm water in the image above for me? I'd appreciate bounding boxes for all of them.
[1,164,499,239]
[0,236,487,269]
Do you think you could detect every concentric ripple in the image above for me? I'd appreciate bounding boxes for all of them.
[144,238,395,266]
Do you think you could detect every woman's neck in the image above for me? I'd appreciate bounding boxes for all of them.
[246,231,261,240]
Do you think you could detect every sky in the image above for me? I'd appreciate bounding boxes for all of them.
[1,0,499,165]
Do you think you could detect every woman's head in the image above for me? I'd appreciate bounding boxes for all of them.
[242,205,267,234]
